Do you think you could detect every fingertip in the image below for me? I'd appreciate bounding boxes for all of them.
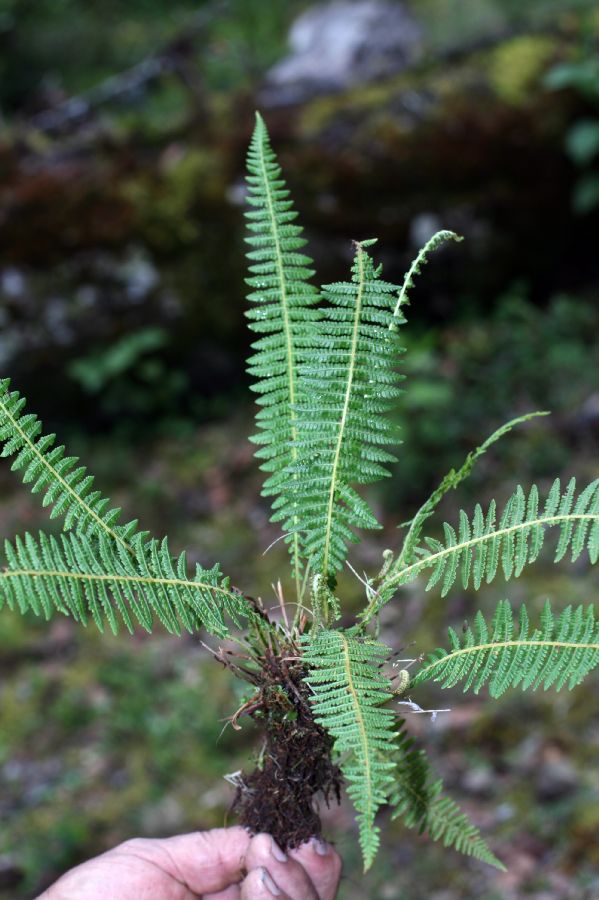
[241,866,287,898]
[245,832,291,870]
[290,836,339,864]
[288,837,342,896]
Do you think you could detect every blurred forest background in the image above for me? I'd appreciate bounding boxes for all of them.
[1,0,599,897]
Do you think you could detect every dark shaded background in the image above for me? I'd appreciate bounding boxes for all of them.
[0,1,598,897]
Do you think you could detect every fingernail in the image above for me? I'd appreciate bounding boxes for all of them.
[311,837,330,856]
[260,867,282,896]
[270,837,288,862]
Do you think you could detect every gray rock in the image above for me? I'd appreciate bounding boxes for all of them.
[535,757,578,801]
[261,0,423,106]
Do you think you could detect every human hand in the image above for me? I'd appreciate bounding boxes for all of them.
[38,827,342,899]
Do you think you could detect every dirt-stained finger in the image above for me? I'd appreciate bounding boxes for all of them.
[288,838,342,900]
[240,866,291,899]
[243,834,319,899]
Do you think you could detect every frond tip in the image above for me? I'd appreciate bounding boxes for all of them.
[0,379,138,552]
[302,629,397,870]
[413,600,599,697]
[389,725,505,869]
[391,229,463,321]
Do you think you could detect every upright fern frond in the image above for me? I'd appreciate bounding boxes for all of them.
[0,531,250,638]
[389,725,504,869]
[0,379,139,552]
[413,600,599,697]
[379,477,599,603]
[302,629,397,870]
[295,240,405,580]
[245,113,320,597]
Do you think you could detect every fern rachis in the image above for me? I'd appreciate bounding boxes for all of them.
[1,113,597,884]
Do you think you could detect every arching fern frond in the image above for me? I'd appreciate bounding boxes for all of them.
[389,725,504,869]
[412,600,599,697]
[0,379,139,553]
[301,628,397,870]
[391,229,462,321]
[295,240,405,580]
[395,412,549,572]
[245,113,320,597]
[0,531,250,638]
[380,477,599,602]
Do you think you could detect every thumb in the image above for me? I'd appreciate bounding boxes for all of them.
[117,826,251,895]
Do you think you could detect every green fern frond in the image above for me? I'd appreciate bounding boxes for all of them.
[0,379,139,552]
[396,412,549,571]
[381,477,599,600]
[0,530,249,638]
[391,230,462,322]
[301,628,397,870]
[389,725,504,869]
[295,240,405,579]
[412,599,599,697]
[245,113,320,597]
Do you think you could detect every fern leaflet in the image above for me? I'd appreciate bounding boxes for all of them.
[389,724,504,869]
[0,530,250,638]
[0,379,139,552]
[412,600,599,697]
[245,113,320,597]
[295,240,405,579]
[379,477,599,602]
[302,629,397,870]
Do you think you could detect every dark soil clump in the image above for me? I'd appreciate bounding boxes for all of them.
[231,647,342,850]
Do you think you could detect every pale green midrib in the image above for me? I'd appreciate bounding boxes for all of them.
[416,636,599,682]
[0,396,131,553]
[0,566,235,602]
[255,130,302,597]
[340,633,374,836]
[321,246,366,576]
[384,511,599,591]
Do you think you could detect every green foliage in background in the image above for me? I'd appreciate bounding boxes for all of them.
[0,0,301,116]
[546,26,599,213]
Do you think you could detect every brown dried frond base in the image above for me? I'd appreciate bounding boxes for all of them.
[231,646,342,851]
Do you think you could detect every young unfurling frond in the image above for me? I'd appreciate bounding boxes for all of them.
[391,229,463,321]
[0,530,250,638]
[245,113,320,596]
[378,477,599,604]
[0,379,140,552]
[412,600,599,697]
[389,724,504,869]
[301,629,397,870]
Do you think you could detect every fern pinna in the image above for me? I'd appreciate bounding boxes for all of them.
[412,600,599,697]
[1,113,598,881]
[0,379,250,637]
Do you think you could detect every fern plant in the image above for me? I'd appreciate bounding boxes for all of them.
[2,113,598,879]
